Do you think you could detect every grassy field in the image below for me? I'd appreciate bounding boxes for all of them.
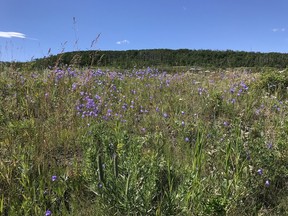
[0,65,287,215]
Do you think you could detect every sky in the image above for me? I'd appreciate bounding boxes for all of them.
[1,0,288,62]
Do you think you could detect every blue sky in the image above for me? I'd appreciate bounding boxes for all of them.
[1,0,288,62]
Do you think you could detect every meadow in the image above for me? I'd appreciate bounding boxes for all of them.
[0,64,287,215]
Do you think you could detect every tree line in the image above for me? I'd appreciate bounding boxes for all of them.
[2,49,288,70]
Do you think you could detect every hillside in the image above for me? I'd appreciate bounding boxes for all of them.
[2,49,288,70]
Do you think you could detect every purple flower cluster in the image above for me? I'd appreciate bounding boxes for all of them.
[225,81,249,104]
[198,87,207,95]
[257,168,263,175]
[132,67,163,79]
[54,68,66,81]
[52,175,57,181]
[45,210,52,216]
[48,67,79,83]
[255,104,265,115]
[76,92,102,118]
[229,81,249,97]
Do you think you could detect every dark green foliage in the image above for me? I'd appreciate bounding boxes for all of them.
[255,69,288,98]
[4,49,288,70]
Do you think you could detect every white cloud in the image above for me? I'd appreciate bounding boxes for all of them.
[272,28,286,32]
[116,39,130,45]
[0,31,26,38]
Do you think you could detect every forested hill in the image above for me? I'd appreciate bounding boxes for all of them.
[5,49,288,69]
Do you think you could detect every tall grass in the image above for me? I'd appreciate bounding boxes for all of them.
[0,65,287,215]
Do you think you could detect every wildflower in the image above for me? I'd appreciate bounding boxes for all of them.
[86,97,96,109]
[237,89,243,96]
[198,87,204,95]
[163,113,168,118]
[107,109,112,116]
[122,103,128,110]
[51,175,57,182]
[240,82,248,90]
[98,182,103,189]
[72,83,77,91]
[267,142,273,149]
[181,111,185,115]
[223,121,229,127]
[166,79,170,86]
[95,94,101,101]
[185,137,189,142]
[265,180,270,187]
[257,168,263,175]
[255,109,260,115]
[181,121,185,126]
[45,210,52,216]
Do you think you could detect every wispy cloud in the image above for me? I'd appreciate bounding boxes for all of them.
[0,31,26,38]
[272,28,286,32]
[116,39,130,45]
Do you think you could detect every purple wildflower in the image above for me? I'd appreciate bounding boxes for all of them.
[166,79,170,86]
[86,97,96,109]
[240,82,248,90]
[45,210,52,216]
[52,175,57,182]
[267,142,273,149]
[163,113,168,118]
[198,87,204,95]
[72,83,77,91]
[95,94,101,101]
[107,109,112,116]
[255,109,260,115]
[265,180,270,187]
[257,169,263,175]
[237,89,243,96]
